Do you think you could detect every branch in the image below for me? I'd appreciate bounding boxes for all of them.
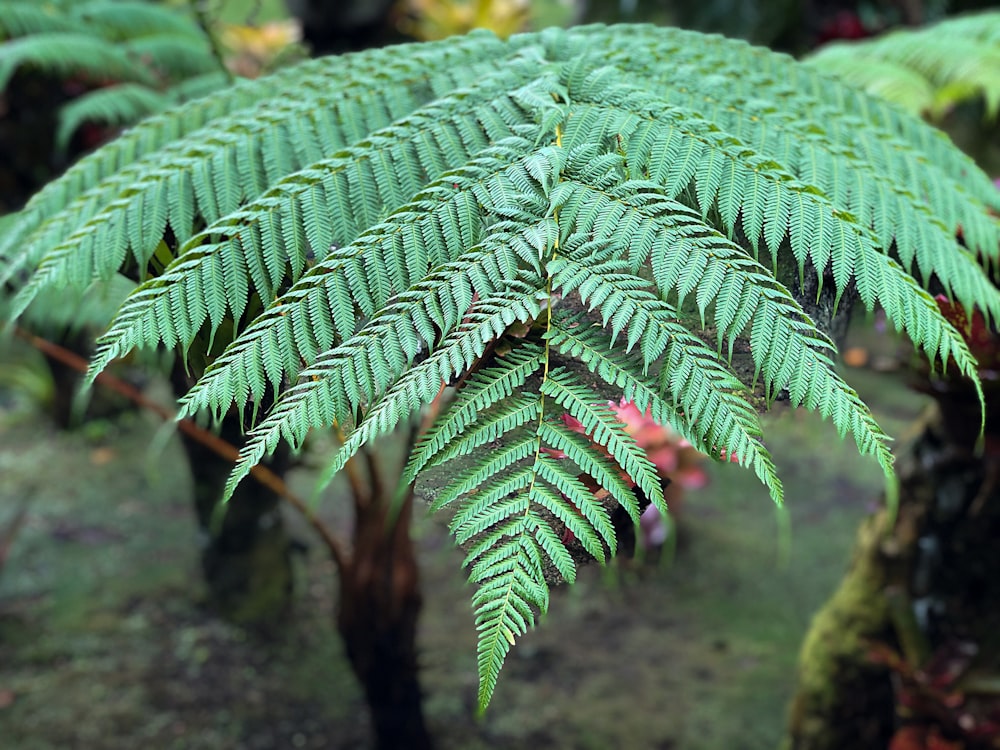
[0,494,31,578]
[14,328,349,571]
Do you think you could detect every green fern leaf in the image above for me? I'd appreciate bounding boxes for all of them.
[545,316,783,505]
[0,32,158,91]
[0,31,514,285]
[540,369,665,515]
[56,84,171,152]
[0,2,79,37]
[170,139,548,418]
[403,343,545,484]
[74,1,208,43]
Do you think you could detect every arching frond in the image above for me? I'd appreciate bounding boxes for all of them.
[565,23,999,211]
[0,30,513,283]
[2,40,530,301]
[0,32,158,91]
[221,220,552,501]
[0,2,79,37]
[807,11,1000,120]
[80,93,548,378]
[56,84,171,151]
[73,1,209,43]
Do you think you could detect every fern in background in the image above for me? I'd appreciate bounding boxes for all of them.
[0,0,229,151]
[3,23,998,709]
[807,10,1000,120]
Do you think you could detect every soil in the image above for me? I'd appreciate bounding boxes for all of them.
[0,325,925,750]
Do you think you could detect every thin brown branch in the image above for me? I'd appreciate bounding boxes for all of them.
[15,328,349,571]
[0,495,31,576]
[364,444,385,513]
[334,423,372,513]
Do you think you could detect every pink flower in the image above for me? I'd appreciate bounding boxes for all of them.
[544,398,715,550]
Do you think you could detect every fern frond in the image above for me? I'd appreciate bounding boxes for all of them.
[16,275,136,337]
[149,138,545,414]
[454,352,676,707]
[547,179,899,489]
[404,343,546,484]
[0,30,514,280]
[808,49,936,115]
[55,72,234,152]
[121,34,220,81]
[808,12,1000,119]
[551,165,983,399]
[471,527,547,711]
[534,419,641,522]
[221,224,552,501]
[540,369,665,515]
[0,2,78,37]
[5,54,544,316]
[428,395,542,471]
[430,436,538,513]
[568,23,1000,213]
[74,1,208,43]
[545,316,783,505]
[56,84,170,151]
[0,32,158,91]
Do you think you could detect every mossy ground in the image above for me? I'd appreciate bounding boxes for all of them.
[0,323,924,749]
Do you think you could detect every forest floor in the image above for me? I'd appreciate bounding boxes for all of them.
[0,322,926,750]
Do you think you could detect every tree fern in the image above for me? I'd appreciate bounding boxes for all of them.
[4,24,997,711]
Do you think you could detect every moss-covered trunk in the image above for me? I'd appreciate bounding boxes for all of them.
[786,388,1000,749]
[784,508,898,749]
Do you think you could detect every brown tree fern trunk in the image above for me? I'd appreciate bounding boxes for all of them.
[170,365,295,627]
[336,456,431,750]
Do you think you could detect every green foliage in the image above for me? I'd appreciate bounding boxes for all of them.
[0,0,226,149]
[54,74,231,151]
[3,24,998,710]
[807,11,1000,119]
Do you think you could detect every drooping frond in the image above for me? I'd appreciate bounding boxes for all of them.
[0,29,514,285]
[1,36,529,299]
[544,314,783,505]
[403,343,546,484]
[0,32,159,91]
[220,216,552,500]
[564,23,999,213]
[807,11,1000,120]
[55,84,170,151]
[54,72,233,152]
[80,91,551,378]
[73,1,210,43]
[0,2,79,37]
[5,23,997,711]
